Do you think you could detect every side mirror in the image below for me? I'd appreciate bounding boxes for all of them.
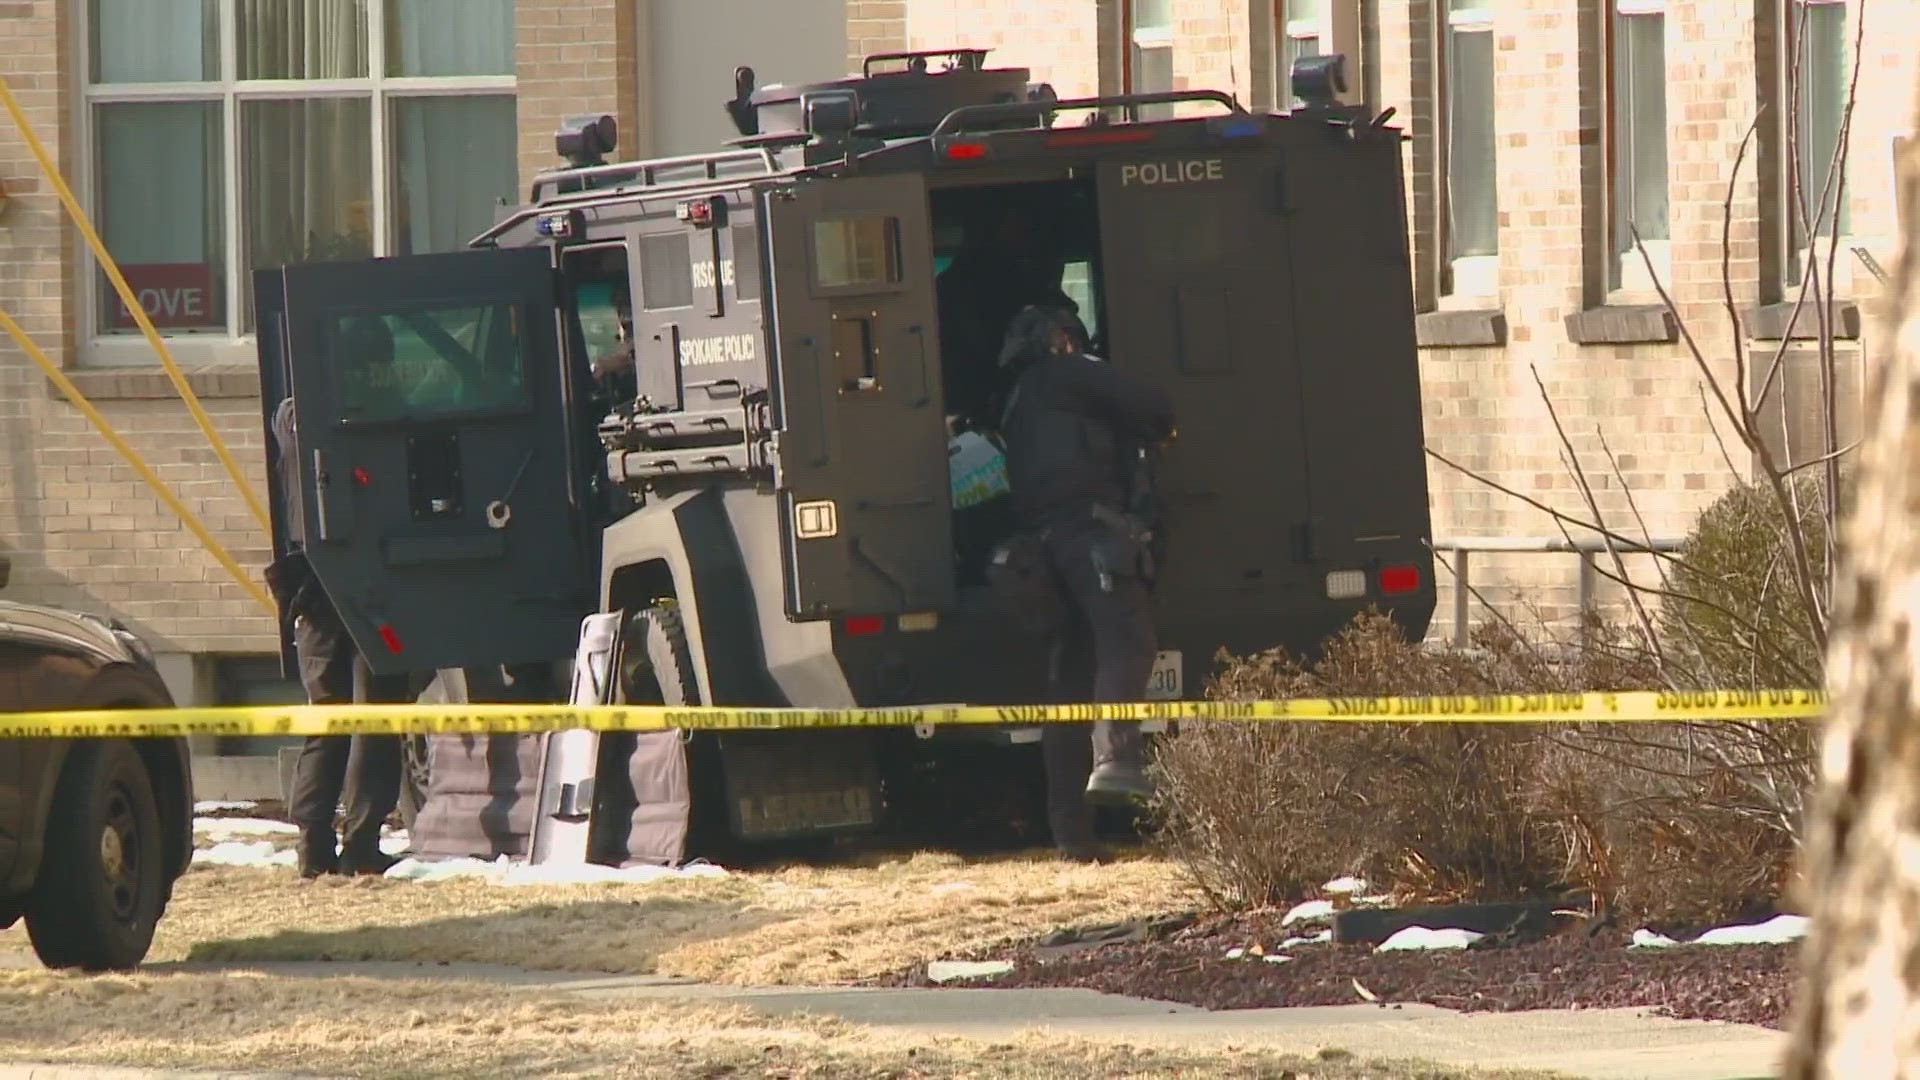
[0,552,11,591]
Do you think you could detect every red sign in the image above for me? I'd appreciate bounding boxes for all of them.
[107,263,219,330]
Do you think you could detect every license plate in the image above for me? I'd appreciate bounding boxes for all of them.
[1145,650,1183,700]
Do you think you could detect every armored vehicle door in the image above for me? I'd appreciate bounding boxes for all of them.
[763,173,955,619]
[1097,151,1312,591]
[257,247,595,675]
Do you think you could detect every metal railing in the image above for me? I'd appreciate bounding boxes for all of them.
[1430,535,1686,648]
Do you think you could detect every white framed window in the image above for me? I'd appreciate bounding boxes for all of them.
[1607,0,1671,295]
[80,0,519,361]
[1440,0,1497,302]
[1278,0,1326,108]
[1129,0,1176,120]
[1783,0,1852,287]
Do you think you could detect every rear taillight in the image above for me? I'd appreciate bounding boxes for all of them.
[1379,566,1421,595]
[843,616,885,637]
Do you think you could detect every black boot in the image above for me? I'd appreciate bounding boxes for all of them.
[338,831,398,877]
[297,829,339,879]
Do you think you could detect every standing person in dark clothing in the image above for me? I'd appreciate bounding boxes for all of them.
[265,316,414,879]
[990,305,1176,861]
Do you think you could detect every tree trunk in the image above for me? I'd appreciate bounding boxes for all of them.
[1781,134,1920,1076]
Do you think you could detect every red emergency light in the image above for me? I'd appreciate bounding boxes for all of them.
[352,466,372,487]
[377,622,406,655]
[944,142,988,161]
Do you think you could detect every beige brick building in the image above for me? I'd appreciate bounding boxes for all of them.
[0,0,1910,760]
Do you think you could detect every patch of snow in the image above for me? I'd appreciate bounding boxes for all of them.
[381,855,729,886]
[1224,947,1246,960]
[192,840,297,869]
[1263,954,1292,964]
[926,960,1014,984]
[1280,930,1333,948]
[1631,929,1680,949]
[194,817,300,842]
[1693,914,1808,947]
[1376,926,1484,952]
[1323,876,1369,895]
[379,834,411,857]
[1282,899,1334,926]
[193,800,258,813]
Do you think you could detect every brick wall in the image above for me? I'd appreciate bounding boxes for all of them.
[850,0,908,73]
[899,0,1107,97]
[0,1,278,655]
[517,0,642,187]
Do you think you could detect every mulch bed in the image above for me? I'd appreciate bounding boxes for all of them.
[879,912,1799,1030]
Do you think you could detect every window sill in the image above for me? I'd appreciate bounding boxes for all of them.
[1564,305,1676,346]
[1744,300,1862,342]
[51,364,262,402]
[1417,309,1507,349]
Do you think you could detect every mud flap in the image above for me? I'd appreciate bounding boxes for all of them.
[528,612,620,867]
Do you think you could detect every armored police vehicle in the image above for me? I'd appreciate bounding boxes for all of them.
[255,49,1435,864]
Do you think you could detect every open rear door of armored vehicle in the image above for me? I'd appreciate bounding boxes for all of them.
[761,173,956,621]
[256,247,596,675]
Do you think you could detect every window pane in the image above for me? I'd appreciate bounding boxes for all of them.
[387,0,515,77]
[1796,1,1850,237]
[1288,0,1327,20]
[1612,11,1669,252]
[1134,0,1173,31]
[1132,44,1176,118]
[731,225,762,303]
[391,95,518,255]
[331,303,529,422]
[813,217,902,289]
[94,102,226,334]
[237,0,371,80]
[1446,27,1498,259]
[1282,34,1322,106]
[91,0,219,83]
[241,98,373,329]
[639,234,694,310]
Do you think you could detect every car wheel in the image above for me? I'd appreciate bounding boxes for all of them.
[25,739,167,971]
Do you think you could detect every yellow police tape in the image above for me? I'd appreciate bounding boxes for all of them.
[0,689,1828,740]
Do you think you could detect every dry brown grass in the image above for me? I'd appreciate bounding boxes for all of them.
[3,851,1196,985]
[0,968,1562,1079]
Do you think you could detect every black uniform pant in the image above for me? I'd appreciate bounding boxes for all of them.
[288,604,412,857]
[1004,523,1157,842]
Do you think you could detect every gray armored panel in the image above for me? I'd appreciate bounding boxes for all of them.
[762,173,956,620]
[410,734,544,861]
[257,247,597,676]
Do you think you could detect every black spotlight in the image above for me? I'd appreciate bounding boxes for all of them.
[556,114,618,169]
[1290,54,1348,110]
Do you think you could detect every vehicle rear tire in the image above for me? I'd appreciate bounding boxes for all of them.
[24,739,167,971]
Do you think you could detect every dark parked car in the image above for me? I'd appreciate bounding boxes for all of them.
[0,553,194,970]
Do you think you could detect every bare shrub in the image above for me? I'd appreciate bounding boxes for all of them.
[1149,611,1658,911]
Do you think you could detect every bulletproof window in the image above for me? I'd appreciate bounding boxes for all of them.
[563,243,631,366]
[731,224,762,302]
[639,232,694,310]
[331,299,528,422]
[812,216,903,290]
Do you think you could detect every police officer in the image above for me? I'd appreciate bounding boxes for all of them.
[993,305,1175,861]
[265,316,414,879]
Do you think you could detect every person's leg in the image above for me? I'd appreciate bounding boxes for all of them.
[1039,622,1101,859]
[337,657,410,875]
[1053,531,1158,803]
[288,614,355,877]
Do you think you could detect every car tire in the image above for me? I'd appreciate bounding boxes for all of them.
[24,738,167,971]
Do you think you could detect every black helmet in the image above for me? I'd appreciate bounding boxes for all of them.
[998,303,1088,369]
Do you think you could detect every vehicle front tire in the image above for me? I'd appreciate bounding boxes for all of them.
[25,739,168,971]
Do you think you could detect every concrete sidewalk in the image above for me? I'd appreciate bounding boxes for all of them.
[125,958,1783,1080]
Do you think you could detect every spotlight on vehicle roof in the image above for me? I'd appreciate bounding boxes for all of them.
[1290,54,1348,111]
[556,114,618,168]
